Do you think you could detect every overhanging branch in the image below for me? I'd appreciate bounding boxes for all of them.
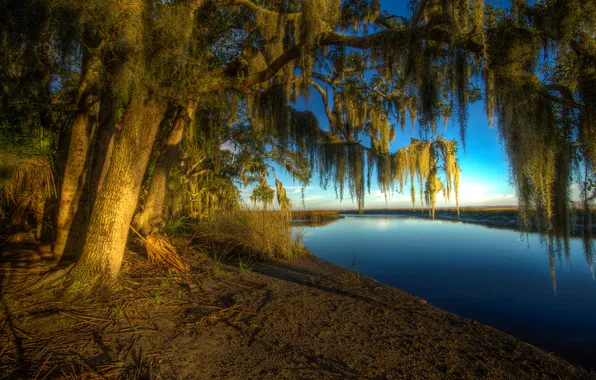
[224,28,484,91]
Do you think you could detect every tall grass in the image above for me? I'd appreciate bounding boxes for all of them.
[193,208,304,260]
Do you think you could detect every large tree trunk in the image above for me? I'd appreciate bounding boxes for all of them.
[133,102,196,235]
[53,41,103,261]
[55,76,119,260]
[88,77,118,207]
[61,92,166,295]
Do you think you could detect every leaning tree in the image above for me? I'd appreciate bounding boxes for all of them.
[1,0,595,296]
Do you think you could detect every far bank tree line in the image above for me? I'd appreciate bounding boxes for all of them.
[1,0,595,295]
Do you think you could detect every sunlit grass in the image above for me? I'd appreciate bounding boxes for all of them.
[192,208,304,261]
[206,243,234,278]
[238,256,256,274]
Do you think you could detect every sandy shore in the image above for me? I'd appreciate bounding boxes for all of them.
[2,249,593,379]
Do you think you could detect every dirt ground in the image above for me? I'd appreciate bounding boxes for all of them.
[1,249,594,379]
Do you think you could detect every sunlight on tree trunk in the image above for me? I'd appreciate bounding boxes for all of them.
[62,94,166,295]
[53,42,103,261]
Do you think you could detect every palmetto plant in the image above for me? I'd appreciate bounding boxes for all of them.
[0,153,56,240]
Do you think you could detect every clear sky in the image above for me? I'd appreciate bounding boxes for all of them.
[240,0,519,210]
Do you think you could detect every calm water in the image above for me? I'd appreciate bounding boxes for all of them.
[301,215,596,369]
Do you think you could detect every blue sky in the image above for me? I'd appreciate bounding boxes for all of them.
[240,0,518,210]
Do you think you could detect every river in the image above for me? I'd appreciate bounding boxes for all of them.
[300,215,596,370]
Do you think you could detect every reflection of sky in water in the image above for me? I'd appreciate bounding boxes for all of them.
[375,218,391,230]
[300,216,596,369]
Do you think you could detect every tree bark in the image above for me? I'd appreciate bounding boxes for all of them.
[53,42,103,261]
[88,77,118,207]
[54,76,119,260]
[133,101,196,235]
[61,92,167,295]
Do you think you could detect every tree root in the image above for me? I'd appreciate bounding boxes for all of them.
[22,263,74,294]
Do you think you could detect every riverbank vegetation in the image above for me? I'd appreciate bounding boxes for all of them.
[194,209,304,260]
[292,210,344,222]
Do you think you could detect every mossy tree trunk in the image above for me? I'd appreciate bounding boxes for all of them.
[133,101,196,235]
[62,92,167,295]
[53,37,103,261]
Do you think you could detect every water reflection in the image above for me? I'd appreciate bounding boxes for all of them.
[300,215,596,370]
[337,214,596,293]
[541,233,595,293]
[584,235,595,279]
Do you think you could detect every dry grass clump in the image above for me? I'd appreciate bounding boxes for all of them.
[130,227,189,272]
[193,208,303,260]
[145,234,188,272]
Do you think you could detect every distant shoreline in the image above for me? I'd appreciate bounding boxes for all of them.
[342,207,519,230]
[327,207,596,236]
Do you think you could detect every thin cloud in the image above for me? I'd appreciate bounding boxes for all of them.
[303,195,324,201]
[285,186,311,194]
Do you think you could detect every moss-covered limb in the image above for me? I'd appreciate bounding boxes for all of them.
[211,5,585,110]
[538,85,584,110]
[205,24,484,94]
[307,78,338,131]
[240,28,483,88]
[409,0,430,29]
[216,0,301,21]
[311,72,340,87]
[369,86,402,99]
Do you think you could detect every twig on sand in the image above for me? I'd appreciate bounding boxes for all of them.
[58,311,110,325]
[33,352,53,379]
[233,310,281,319]
[69,352,108,379]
